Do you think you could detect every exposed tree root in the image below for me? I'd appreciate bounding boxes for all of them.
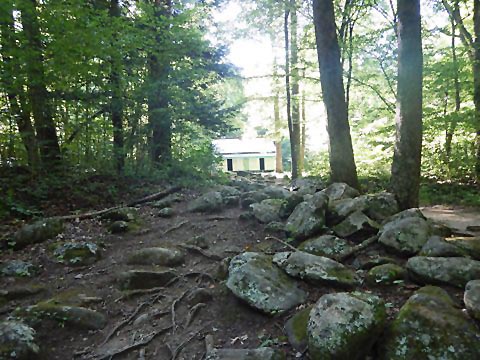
[179,244,223,261]
[163,220,189,235]
[335,235,379,262]
[264,235,298,252]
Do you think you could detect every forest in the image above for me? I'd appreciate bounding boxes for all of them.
[1,0,480,359]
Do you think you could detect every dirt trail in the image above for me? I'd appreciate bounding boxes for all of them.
[421,205,480,236]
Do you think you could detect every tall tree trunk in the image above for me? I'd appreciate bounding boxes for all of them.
[148,0,172,165]
[0,1,39,168]
[345,24,354,117]
[474,0,480,181]
[272,47,283,173]
[390,0,423,210]
[109,0,125,173]
[19,0,61,168]
[299,75,306,172]
[290,0,301,178]
[313,0,359,189]
[445,11,461,160]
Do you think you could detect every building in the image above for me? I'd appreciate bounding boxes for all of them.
[213,138,276,172]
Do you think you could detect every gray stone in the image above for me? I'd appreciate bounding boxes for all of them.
[0,285,45,301]
[381,207,426,226]
[291,177,325,196]
[109,220,129,234]
[379,286,480,359]
[379,215,431,255]
[298,235,353,259]
[118,269,177,290]
[217,185,242,198]
[446,236,480,260]
[12,219,64,249]
[263,185,290,199]
[52,241,100,266]
[419,236,466,258]
[354,255,399,270]
[273,251,358,288]
[185,235,209,249]
[206,347,285,360]
[308,292,386,360]
[251,199,287,223]
[102,207,137,222]
[226,252,307,315]
[286,192,328,240]
[407,256,480,288]
[327,197,368,225]
[284,306,312,352]
[0,321,39,359]
[158,207,174,218]
[363,192,399,221]
[126,247,184,266]
[322,182,360,203]
[264,221,285,234]
[1,260,38,277]
[188,191,223,213]
[365,263,406,286]
[332,211,379,238]
[240,191,269,209]
[464,280,480,321]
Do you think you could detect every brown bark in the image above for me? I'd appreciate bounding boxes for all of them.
[390,0,423,210]
[19,0,61,168]
[312,0,359,189]
[290,0,301,178]
[474,0,480,180]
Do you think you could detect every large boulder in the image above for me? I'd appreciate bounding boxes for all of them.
[307,292,386,360]
[407,256,480,288]
[240,191,269,209]
[379,286,480,359]
[52,241,101,266]
[0,320,40,359]
[298,235,353,259]
[447,237,480,260]
[365,263,406,286]
[273,251,358,288]
[285,192,328,240]
[284,306,312,352]
[419,236,466,258]
[226,252,307,315]
[363,192,399,222]
[332,211,379,238]
[464,280,480,321]
[206,347,285,360]
[126,247,184,266]
[378,210,431,255]
[263,185,290,199]
[12,219,64,249]
[250,199,287,224]
[188,191,223,213]
[322,182,360,203]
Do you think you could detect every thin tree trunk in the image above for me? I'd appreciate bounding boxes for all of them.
[19,0,61,168]
[290,0,301,178]
[313,0,359,189]
[299,75,306,172]
[390,0,423,210]
[345,24,354,117]
[474,0,480,181]
[109,0,125,173]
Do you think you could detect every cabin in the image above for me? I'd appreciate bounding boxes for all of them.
[213,138,276,172]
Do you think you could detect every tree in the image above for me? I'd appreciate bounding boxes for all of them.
[312,0,359,189]
[390,0,423,209]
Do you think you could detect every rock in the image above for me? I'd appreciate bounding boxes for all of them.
[381,207,425,225]
[158,207,174,218]
[327,197,368,225]
[185,235,209,249]
[239,211,255,221]
[285,192,329,240]
[273,251,358,288]
[19,303,106,330]
[0,285,45,301]
[322,182,360,203]
[127,247,184,266]
[151,194,181,209]
[363,192,399,221]
[282,192,304,217]
[263,185,290,199]
[353,255,399,270]
[251,199,287,223]
[118,269,177,290]
[307,292,386,360]
[447,237,480,260]
[217,185,242,198]
[226,252,307,315]
[206,347,285,360]
[102,207,137,222]
[0,320,40,359]
[215,257,230,281]
[378,214,431,255]
[332,211,379,238]
[188,191,223,213]
[464,280,480,321]
[12,219,64,249]
[109,220,129,234]
[1,260,38,277]
[52,241,100,266]
[285,306,312,352]
[240,191,269,209]
[379,286,480,359]
[407,256,480,288]
[365,263,406,286]
[298,235,353,259]
[291,177,325,196]
[264,221,285,234]
[419,236,466,258]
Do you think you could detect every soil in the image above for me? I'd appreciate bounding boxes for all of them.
[1,185,478,360]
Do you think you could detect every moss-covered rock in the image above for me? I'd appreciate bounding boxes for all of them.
[240,191,269,210]
[307,292,386,360]
[1,260,38,278]
[226,252,307,315]
[188,191,224,213]
[118,269,177,290]
[298,235,353,259]
[379,286,480,359]
[12,219,64,250]
[407,256,480,288]
[251,199,287,223]
[273,251,358,288]
[286,192,329,241]
[464,280,480,321]
[206,347,286,360]
[101,207,137,222]
[126,247,184,266]
[332,211,379,238]
[365,263,406,286]
[0,320,40,359]
[157,207,174,218]
[52,241,100,266]
[284,306,312,352]
[109,220,130,234]
[0,285,45,302]
[379,214,431,256]
[419,236,466,258]
[322,182,360,204]
[447,237,480,260]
